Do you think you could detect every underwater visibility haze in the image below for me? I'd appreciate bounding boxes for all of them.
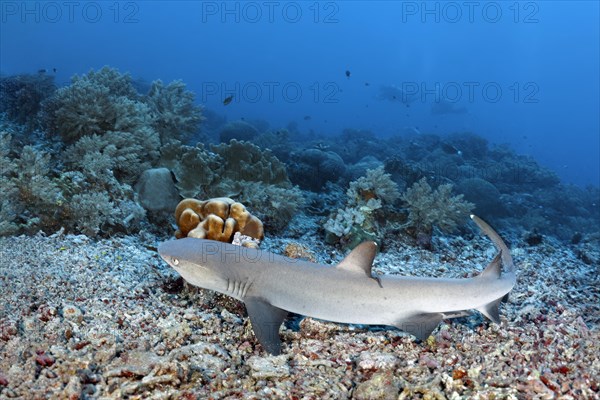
[0,1,599,398]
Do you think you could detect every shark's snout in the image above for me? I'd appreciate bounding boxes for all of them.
[157,240,181,266]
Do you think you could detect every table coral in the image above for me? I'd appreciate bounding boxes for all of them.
[174,198,264,247]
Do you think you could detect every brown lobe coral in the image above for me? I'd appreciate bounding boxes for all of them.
[174,198,264,246]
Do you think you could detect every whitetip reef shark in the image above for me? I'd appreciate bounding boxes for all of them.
[158,215,516,355]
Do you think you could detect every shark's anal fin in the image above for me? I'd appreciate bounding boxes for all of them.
[244,298,288,355]
[338,242,382,287]
[395,313,444,341]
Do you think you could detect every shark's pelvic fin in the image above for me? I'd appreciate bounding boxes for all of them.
[244,298,288,355]
[337,242,381,286]
[477,297,503,323]
[395,313,444,340]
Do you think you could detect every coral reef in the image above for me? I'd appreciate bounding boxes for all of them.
[401,178,474,248]
[0,72,56,131]
[145,79,203,142]
[0,131,146,237]
[229,182,304,233]
[324,167,400,249]
[43,66,141,143]
[211,139,291,186]
[174,198,264,247]
[159,139,303,232]
[288,148,346,191]
[219,120,259,143]
[159,141,223,198]
[347,166,401,205]
[457,177,506,219]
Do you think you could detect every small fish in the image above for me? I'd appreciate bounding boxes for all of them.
[37,69,47,74]
[365,82,370,86]
[223,95,234,106]
[345,70,351,79]
[303,115,311,121]
[52,68,57,73]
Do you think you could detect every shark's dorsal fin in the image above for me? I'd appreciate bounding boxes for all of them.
[244,297,288,355]
[478,252,503,279]
[337,241,378,277]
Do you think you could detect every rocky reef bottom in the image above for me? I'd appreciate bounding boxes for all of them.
[0,226,598,399]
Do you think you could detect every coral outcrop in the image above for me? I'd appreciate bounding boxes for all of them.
[159,141,223,198]
[0,130,146,237]
[324,167,400,249]
[146,79,203,142]
[174,198,264,248]
[401,178,474,248]
[288,148,346,191]
[210,139,291,186]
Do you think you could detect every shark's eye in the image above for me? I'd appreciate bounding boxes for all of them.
[172,257,179,266]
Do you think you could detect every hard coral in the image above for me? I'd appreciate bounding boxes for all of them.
[174,198,264,247]
[159,141,223,198]
[211,139,291,186]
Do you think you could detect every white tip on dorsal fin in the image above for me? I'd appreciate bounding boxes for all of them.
[478,251,503,279]
[337,241,378,277]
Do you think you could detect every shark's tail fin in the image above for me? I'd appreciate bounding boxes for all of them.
[470,214,515,274]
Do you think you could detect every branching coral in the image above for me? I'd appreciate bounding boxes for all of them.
[146,79,203,142]
[346,166,400,206]
[0,130,146,237]
[401,178,474,246]
[44,66,140,143]
[324,167,399,248]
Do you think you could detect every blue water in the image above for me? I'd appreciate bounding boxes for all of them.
[1,1,598,186]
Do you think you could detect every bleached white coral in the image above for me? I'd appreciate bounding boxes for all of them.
[324,166,395,241]
[347,166,400,206]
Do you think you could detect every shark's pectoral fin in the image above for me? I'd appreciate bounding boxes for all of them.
[477,297,504,323]
[395,313,444,341]
[244,297,288,355]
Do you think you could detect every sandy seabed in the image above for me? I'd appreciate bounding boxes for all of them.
[0,226,598,399]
